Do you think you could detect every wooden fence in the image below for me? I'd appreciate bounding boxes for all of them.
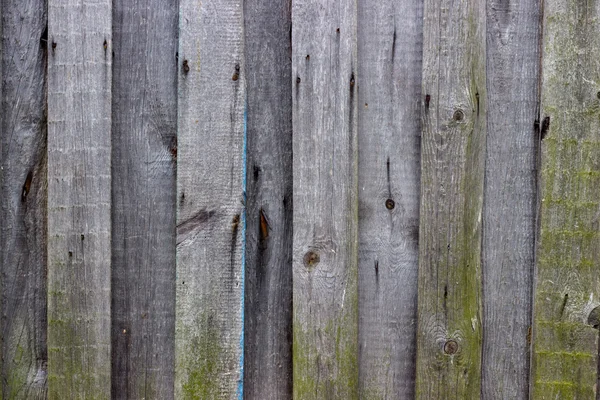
[0,0,598,399]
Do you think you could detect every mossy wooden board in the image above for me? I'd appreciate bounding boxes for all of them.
[415,0,487,398]
[532,0,600,397]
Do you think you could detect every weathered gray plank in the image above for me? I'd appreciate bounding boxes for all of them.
[243,0,293,398]
[481,1,540,398]
[415,0,486,398]
[175,0,245,398]
[111,1,177,399]
[292,0,358,398]
[0,0,47,398]
[47,0,112,397]
[357,0,422,398]
[532,1,600,397]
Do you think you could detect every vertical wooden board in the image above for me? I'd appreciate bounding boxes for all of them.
[176,1,245,398]
[415,0,486,398]
[292,0,358,398]
[532,0,600,397]
[47,0,112,398]
[243,0,293,399]
[356,0,422,398]
[111,1,177,398]
[481,0,540,398]
[0,1,47,398]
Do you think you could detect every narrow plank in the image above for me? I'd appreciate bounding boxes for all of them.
[47,0,112,397]
[243,0,293,398]
[532,0,600,397]
[356,0,422,397]
[415,0,487,398]
[292,0,358,398]
[0,1,47,398]
[481,0,540,398]
[111,1,177,398]
[175,0,245,398]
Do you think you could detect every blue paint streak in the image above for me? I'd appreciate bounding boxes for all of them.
[237,101,248,400]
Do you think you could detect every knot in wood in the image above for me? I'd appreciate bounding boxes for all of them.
[303,251,320,269]
[444,339,458,355]
[385,198,395,210]
[453,109,464,122]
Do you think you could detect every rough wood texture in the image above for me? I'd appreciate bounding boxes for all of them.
[243,0,293,399]
[47,0,112,398]
[415,0,486,398]
[481,0,540,398]
[0,1,47,398]
[356,0,422,398]
[111,1,177,399]
[532,0,600,397]
[292,0,358,398]
[176,1,245,398]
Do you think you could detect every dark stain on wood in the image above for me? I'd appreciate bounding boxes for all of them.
[21,170,33,202]
[176,209,217,236]
[259,208,270,240]
[540,116,550,140]
[182,59,189,74]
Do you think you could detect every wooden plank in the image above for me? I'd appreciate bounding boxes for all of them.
[356,0,422,398]
[175,0,245,398]
[481,1,540,398]
[46,0,112,398]
[243,0,293,398]
[0,1,47,398]
[415,0,486,398]
[291,0,358,398]
[111,1,177,399]
[532,1,600,397]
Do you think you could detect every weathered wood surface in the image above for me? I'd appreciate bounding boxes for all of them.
[0,1,47,398]
[532,0,600,397]
[415,0,487,398]
[111,1,177,399]
[243,0,293,399]
[175,0,245,398]
[46,0,112,398]
[292,0,359,398]
[356,0,422,398]
[481,0,540,398]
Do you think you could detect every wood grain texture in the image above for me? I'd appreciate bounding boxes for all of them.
[415,0,486,398]
[481,0,540,398]
[176,0,245,398]
[292,0,358,398]
[532,0,600,397]
[47,0,112,398]
[356,0,422,398]
[111,1,177,399]
[0,1,47,398]
[243,0,293,399]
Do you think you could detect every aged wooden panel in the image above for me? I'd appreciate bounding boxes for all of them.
[415,0,487,398]
[532,0,600,397]
[111,1,177,399]
[0,0,47,398]
[481,0,540,398]
[46,0,112,398]
[243,0,293,399]
[175,0,245,398]
[356,0,422,398]
[292,0,359,398]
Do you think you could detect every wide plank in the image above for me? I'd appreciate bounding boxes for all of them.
[175,0,245,398]
[0,1,47,398]
[532,0,600,397]
[481,0,540,398]
[357,0,422,398]
[243,0,293,398]
[111,1,178,398]
[292,0,359,398]
[47,0,112,397]
[415,0,487,398]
